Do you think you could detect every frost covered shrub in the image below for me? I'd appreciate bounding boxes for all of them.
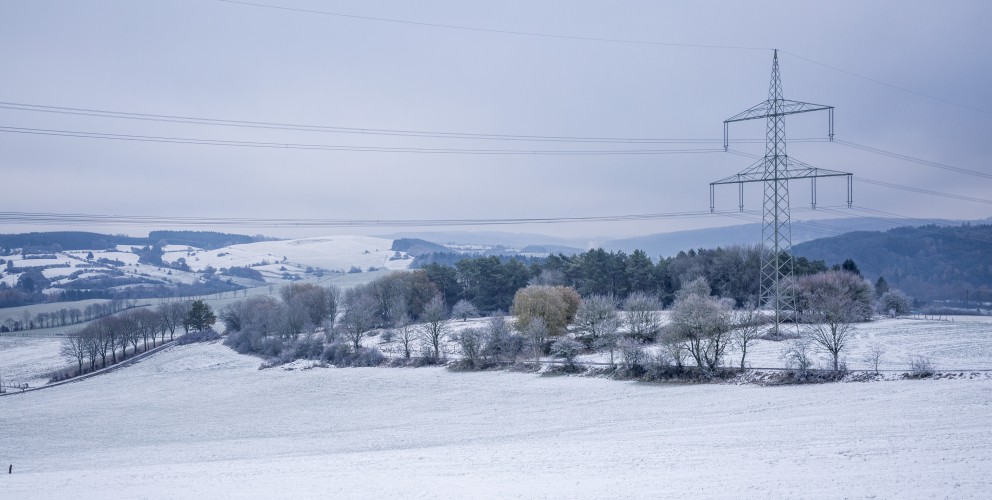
[320,341,385,367]
[458,327,485,367]
[224,328,284,357]
[780,337,814,379]
[550,337,583,369]
[176,327,221,345]
[618,339,646,372]
[907,354,935,378]
[285,333,324,361]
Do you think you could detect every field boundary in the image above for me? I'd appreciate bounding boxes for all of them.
[0,339,176,397]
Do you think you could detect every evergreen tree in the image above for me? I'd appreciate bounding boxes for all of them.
[184,300,216,332]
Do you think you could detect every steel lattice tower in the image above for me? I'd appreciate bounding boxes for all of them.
[710,50,853,333]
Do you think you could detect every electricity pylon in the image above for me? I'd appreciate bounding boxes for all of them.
[710,49,853,333]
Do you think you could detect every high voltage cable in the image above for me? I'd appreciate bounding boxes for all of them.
[216,0,770,52]
[0,100,827,146]
[0,101,742,145]
[0,209,743,228]
[215,1,990,118]
[857,178,992,206]
[728,146,990,191]
[778,50,992,117]
[818,206,992,245]
[835,140,992,180]
[0,126,725,155]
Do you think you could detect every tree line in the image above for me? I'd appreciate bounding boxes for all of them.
[2,298,141,332]
[57,299,216,379]
[415,245,833,314]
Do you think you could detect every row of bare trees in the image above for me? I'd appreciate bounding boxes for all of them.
[58,300,205,377]
[3,298,138,332]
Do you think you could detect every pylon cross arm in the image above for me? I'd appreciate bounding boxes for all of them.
[724,99,833,123]
[710,157,851,185]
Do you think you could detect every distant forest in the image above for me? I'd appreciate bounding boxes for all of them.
[792,224,992,301]
[0,230,262,253]
[418,246,830,313]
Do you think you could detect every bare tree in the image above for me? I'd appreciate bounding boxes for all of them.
[419,294,449,360]
[59,331,87,374]
[341,289,378,349]
[574,294,619,342]
[482,311,516,363]
[458,327,485,366]
[91,319,115,367]
[730,304,765,370]
[862,343,885,374]
[395,314,416,359]
[114,315,134,361]
[668,277,734,371]
[82,327,100,371]
[280,283,335,326]
[781,337,814,377]
[622,292,662,342]
[522,317,549,364]
[803,272,861,371]
[132,308,161,351]
[158,300,189,340]
[451,299,479,322]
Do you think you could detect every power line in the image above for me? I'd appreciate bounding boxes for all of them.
[0,125,726,155]
[0,209,744,228]
[778,50,992,117]
[835,140,992,180]
[216,1,990,118]
[0,101,730,145]
[216,0,770,52]
[818,206,992,245]
[857,178,992,206]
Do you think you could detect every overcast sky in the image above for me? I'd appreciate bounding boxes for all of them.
[1,0,990,242]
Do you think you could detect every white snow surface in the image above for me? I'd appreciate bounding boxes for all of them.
[3,341,992,498]
[162,235,411,273]
[0,336,66,387]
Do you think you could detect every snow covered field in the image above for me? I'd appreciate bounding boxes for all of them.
[2,341,991,498]
[162,235,412,273]
[0,336,66,387]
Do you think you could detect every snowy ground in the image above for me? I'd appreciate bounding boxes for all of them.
[2,341,991,498]
[161,235,412,273]
[400,315,992,372]
[0,336,66,387]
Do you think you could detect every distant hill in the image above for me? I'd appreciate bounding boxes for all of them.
[792,224,992,301]
[148,231,260,250]
[0,231,147,251]
[390,238,453,256]
[518,244,584,255]
[0,230,265,253]
[602,217,975,258]
[380,230,587,249]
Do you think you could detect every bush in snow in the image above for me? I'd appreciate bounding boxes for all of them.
[907,354,935,378]
[550,337,584,370]
[176,327,221,345]
[320,341,385,367]
[618,339,646,372]
[780,337,814,379]
[457,327,485,368]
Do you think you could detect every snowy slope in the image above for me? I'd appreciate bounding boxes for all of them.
[0,336,66,387]
[2,341,991,498]
[162,235,412,273]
